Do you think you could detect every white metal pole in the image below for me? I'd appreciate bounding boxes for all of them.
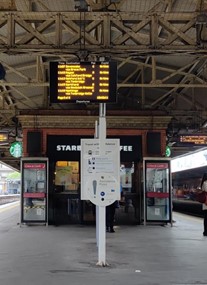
[143,159,146,226]
[94,120,99,246]
[96,103,107,266]
[97,206,106,266]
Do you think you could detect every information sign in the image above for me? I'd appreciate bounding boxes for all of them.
[85,173,119,206]
[81,138,120,205]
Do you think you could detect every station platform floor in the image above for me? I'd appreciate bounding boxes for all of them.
[0,202,206,285]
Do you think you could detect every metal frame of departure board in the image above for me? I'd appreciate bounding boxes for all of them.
[49,61,117,103]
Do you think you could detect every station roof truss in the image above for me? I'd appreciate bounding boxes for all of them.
[0,0,207,168]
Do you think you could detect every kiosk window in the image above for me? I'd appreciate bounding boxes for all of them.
[120,162,134,193]
[55,161,79,192]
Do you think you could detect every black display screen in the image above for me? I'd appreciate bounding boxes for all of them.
[49,61,117,103]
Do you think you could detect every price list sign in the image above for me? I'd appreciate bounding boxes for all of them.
[49,61,117,103]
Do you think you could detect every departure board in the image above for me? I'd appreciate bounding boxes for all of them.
[179,135,207,145]
[0,132,8,145]
[49,61,117,103]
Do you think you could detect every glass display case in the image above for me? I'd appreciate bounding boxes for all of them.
[21,158,48,224]
[143,158,172,225]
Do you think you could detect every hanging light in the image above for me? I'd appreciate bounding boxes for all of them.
[74,0,88,11]
[196,13,207,25]
[196,13,207,45]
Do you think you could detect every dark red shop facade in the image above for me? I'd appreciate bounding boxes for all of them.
[19,112,170,225]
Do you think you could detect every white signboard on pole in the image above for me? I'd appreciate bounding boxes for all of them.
[81,138,120,206]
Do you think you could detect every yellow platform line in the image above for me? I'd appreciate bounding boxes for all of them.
[0,201,20,213]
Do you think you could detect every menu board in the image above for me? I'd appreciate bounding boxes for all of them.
[49,61,117,103]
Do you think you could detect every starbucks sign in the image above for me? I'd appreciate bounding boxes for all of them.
[10,142,22,158]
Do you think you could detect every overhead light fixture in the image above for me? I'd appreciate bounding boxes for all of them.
[196,13,207,45]
[74,0,88,11]
[196,13,207,25]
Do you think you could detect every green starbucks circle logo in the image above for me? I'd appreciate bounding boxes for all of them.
[10,141,22,158]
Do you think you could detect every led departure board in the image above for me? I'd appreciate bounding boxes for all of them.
[0,132,8,145]
[179,135,207,145]
[49,61,117,103]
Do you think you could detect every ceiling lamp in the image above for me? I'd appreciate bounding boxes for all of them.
[196,13,207,45]
[196,13,207,25]
[74,0,88,11]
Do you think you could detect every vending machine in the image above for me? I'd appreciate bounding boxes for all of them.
[20,158,48,225]
[143,158,172,225]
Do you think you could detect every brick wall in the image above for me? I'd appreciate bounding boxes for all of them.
[23,128,166,158]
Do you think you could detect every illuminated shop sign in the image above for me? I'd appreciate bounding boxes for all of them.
[10,141,22,158]
[56,145,81,151]
[56,144,133,152]
[47,135,142,162]
[49,61,117,103]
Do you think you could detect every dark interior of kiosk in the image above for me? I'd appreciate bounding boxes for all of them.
[48,160,141,226]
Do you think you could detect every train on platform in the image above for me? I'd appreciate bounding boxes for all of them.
[171,147,207,218]
[172,198,203,217]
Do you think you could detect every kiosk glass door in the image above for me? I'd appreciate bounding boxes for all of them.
[21,158,48,224]
[144,159,172,224]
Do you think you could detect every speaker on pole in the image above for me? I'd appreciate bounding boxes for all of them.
[147,132,161,155]
[27,131,42,156]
